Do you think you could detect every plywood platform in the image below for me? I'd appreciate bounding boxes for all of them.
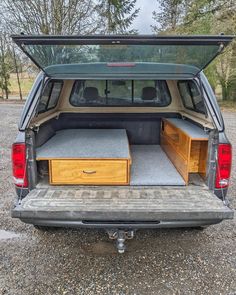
[36,129,130,160]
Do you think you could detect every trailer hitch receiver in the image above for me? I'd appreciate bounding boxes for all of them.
[106,229,135,253]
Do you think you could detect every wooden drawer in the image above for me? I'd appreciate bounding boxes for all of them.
[50,159,130,185]
[163,121,180,144]
[161,134,189,183]
[162,120,190,160]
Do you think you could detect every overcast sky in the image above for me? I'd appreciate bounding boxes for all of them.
[131,0,158,34]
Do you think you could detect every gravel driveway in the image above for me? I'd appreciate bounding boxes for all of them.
[0,103,235,295]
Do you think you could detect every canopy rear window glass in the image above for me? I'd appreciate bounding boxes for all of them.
[70,80,171,107]
[12,35,234,77]
[178,80,206,114]
[38,80,63,113]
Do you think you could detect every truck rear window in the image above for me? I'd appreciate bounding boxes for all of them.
[70,80,171,107]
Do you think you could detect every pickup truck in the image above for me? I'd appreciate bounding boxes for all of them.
[11,35,234,253]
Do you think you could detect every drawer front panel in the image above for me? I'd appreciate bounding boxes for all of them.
[162,121,190,160]
[161,134,188,183]
[50,159,129,185]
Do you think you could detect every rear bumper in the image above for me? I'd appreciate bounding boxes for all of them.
[12,204,233,221]
[16,216,223,229]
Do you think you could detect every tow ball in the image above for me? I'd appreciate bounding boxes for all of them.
[106,229,135,253]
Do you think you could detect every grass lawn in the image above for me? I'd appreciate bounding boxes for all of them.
[9,73,36,97]
[218,100,236,111]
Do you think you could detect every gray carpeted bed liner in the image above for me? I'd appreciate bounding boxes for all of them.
[36,129,130,159]
[130,145,185,186]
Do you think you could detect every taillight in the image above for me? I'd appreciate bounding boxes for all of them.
[215,143,232,189]
[12,143,28,187]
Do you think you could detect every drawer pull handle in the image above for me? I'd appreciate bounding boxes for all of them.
[83,170,96,174]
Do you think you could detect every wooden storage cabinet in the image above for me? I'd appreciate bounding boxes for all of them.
[50,159,130,185]
[36,129,131,186]
[161,118,208,184]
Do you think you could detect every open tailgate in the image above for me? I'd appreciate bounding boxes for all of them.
[12,186,233,222]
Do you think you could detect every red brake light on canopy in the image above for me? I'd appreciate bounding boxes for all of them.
[107,62,136,67]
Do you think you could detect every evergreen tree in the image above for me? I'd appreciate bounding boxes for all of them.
[152,0,184,33]
[97,0,140,34]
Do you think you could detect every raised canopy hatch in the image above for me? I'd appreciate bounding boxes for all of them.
[12,35,234,78]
